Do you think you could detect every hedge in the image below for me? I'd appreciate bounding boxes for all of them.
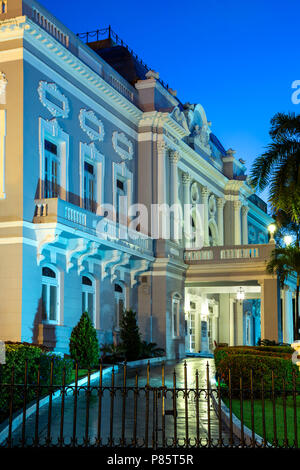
[0,343,72,423]
[214,346,293,370]
[217,353,300,396]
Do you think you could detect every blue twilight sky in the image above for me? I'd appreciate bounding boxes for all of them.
[39,0,300,201]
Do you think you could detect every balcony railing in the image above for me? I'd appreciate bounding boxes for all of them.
[34,198,153,256]
[184,243,273,264]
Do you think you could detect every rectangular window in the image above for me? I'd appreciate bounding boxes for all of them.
[49,285,57,321]
[44,139,59,198]
[84,161,96,212]
[42,284,47,321]
[82,290,95,326]
[172,298,180,338]
[116,178,126,224]
[42,282,58,323]
[1,1,7,14]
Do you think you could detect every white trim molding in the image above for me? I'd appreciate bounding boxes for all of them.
[79,109,105,142]
[112,161,133,217]
[39,118,69,199]
[38,81,69,118]
[0,109,6,199]
[36,228,62,265]
[0,16,141,123]
[0,72,7,105]
[78,241,99,275]
[112,131,134,161]
[79,142,105,211]
[130,259,150,287]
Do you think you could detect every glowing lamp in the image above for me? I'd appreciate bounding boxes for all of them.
[236,287,245,301]
[268,224,276,243]
[284,235,293,246]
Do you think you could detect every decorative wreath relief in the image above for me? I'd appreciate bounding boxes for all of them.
[38,81,70,118]
[79,109,105,142]
[112,131,133,161]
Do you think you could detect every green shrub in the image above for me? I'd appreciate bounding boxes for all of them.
[217,353,300,397]
[0,344,72,423]
[69,312,100,368]
[214,346,293,370]
[120,310,142,361]
[100,343,125,364]
[252,345,293,354]
[139,342,165,359]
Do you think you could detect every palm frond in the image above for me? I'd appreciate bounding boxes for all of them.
[270,112,300,140]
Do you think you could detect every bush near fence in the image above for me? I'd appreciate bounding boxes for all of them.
[214,345,293,370]
[215,345,298,396]
[0,343,72,423]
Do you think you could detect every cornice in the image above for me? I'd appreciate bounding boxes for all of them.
[0,16,142,123]
[135,78,179,108]
[248,200,273,225]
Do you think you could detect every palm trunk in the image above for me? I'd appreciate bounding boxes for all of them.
[296,274,300,341]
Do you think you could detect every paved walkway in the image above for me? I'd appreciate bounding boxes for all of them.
[11,357,231,447]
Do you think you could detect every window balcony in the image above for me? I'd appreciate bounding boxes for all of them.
[184,243,273,265]
[34,198,153,257]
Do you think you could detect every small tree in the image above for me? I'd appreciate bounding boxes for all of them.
[69,312,99,368]
[119,310,141,361]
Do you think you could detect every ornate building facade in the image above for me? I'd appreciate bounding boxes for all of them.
[0,0,296,358]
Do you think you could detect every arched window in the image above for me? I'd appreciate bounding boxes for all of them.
[42,266,59,323]
[114,283,125,329]
[208,220,219,246]
[82,275,95,326]
[172,293,181,338]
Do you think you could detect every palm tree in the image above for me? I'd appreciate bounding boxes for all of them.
[266,246,300,340]
[273,209,300,248]
[250,112,300,222]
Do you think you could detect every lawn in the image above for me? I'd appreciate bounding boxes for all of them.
[223,395,300,446]
[69,368,98,383]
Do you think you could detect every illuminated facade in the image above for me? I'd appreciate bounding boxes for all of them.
[0,0,296,358]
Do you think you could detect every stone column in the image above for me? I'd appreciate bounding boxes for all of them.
[236,300,244,345]
[283,286,294,343]
[217,197,225,246]
[182,172,191,247]
[169,150,180,241]
[182,172,191,206]
[259,279,279,342]
[157,141,167,205]
[242,205,249,245]
[229,296,235,346]
[201,186,209,247]
[233,200,242,245]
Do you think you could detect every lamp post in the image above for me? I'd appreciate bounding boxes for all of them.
[268,223,276,244]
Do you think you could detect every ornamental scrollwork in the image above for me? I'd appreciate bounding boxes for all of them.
[79,109,105,142]
[112,131,133,161]
[38,81,70,118]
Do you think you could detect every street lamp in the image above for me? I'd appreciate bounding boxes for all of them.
[284,235,293,246]
[268,224,276,244]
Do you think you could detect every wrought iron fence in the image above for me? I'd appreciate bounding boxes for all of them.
[0,361,299,448]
